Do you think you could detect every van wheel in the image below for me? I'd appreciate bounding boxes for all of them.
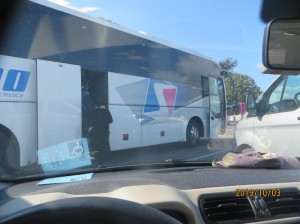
[0,131,20,173]
[186,120,201,147]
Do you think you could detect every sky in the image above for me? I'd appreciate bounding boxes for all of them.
[48,0,278,91]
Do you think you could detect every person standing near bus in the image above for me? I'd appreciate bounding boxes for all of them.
[88,101,113,164]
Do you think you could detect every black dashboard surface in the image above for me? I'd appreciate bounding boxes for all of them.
[1,166,300,205]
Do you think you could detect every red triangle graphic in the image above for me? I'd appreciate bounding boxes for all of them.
[163,88,177,115]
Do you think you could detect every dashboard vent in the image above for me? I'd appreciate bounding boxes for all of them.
[265,192,300,217]
[200,195,254,223]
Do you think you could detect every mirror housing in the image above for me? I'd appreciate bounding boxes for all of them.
[220,70,233,77]
[246,94,257,115]
[246,94,269,116]
[263,18,300,71]
[295,92,300,102]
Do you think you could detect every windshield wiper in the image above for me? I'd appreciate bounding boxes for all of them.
[0,160,213,183]
[164,158,212,166]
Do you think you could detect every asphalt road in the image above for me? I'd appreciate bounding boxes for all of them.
[104,125,236,166]
[104,140,235,167]
[1,124,236,178]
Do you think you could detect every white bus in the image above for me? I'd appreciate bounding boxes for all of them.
[0,0,226,170]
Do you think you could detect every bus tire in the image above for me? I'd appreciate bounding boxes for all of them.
[186,119,201,147]
[0,130,20,173]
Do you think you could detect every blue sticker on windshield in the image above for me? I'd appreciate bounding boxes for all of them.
[37,173,93,185]
[38,138,91,172]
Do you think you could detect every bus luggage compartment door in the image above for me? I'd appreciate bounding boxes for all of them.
[37,60,82,149]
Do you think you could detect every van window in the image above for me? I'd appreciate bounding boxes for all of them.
[267,75,300,113]
[281,75,300,112]
[268,78,285,113]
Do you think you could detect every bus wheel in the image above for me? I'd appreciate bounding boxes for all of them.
[0,131,20,173]
[186,120,201,147]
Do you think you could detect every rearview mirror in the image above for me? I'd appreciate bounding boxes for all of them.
[263,19,300,71]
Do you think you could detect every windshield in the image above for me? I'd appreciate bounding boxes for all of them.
[0,0,298,180]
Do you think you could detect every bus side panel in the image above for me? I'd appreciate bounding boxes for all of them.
[0,103,37,166]
[141,81,208,146]
[188,96,210,138]
[37,60,82,149]
[108,72,145,151]
[141,109,184,146]
[108,72,149,106]
[0,55,37,102]
[0,55,37,166]
[172,103,210,140]
[109,105,142,150]
[108,72,211,149]
[141,81,183,146]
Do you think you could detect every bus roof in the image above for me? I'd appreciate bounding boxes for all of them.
[1,1,221,85]
[30,0,216,65]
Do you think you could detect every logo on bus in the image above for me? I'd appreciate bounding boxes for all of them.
[116,78,178,125]
[0,69,30,98]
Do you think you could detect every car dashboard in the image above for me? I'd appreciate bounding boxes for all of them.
[1,166,300,224]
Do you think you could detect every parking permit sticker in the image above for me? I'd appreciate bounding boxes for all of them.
[37,173,93,185]
[38,138,92,172]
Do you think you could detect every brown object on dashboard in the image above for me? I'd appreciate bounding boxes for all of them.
[212,151,300,169]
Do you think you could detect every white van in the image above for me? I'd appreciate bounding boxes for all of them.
[235,74,300,156]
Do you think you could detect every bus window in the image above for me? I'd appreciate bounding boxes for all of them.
[209,77,221,118]
[201,76,209,97]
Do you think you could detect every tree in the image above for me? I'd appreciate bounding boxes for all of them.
[219,58,262,107]
[225,73,262,105]
[219,57,238,72]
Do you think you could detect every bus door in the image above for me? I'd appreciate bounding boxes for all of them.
[37,60,82,149]
[208,77,226,138]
